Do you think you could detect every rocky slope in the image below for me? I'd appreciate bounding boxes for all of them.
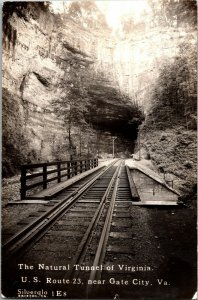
[2,1,197,197]
[138,127,196,196]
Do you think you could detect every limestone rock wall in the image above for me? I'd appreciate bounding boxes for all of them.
[3,6,66,175]
[3,1,196,181]
[2,3,138,176]
[112,27,196,113]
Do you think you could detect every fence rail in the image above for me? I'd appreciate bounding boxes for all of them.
[20,158,98,200]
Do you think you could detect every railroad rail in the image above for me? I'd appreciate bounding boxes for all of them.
[20,158,98,200]
[2,159,195,299]
[2,159,116,259]
[2,159,136,298]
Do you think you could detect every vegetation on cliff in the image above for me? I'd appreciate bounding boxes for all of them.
[132,0,197,197]
[2,0,197,191]
[119,0,196,37]
[146,42,196,130]
[139,36,196,197]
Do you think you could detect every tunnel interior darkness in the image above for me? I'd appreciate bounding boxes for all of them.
[86,99,143,157]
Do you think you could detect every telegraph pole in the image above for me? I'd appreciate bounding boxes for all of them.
[138,131,141,161]
[112,136,117,158]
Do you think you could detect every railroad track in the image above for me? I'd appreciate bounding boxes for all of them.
[2,159,135,299]
[2,160,119,257]
[70,163,134,298]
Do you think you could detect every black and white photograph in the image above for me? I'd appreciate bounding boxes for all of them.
[2,1,197,299]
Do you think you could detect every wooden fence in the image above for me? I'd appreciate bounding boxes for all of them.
[20,158,98,200]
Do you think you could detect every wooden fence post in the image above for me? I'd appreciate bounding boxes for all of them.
[57,163,61,183]
[67,162,71,179]
[88,160,90,170]
[20,166,27,200]
[80,161,83,173]
[71,161,74,178]
[43,165,47,189]
[85,160,87,171]
[74,161,78,175]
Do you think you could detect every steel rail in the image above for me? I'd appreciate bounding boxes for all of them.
[87,162,122,296]
[68,161,122,280]
[2,160,119,260]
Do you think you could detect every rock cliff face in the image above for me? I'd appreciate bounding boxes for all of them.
[2,0,197,194]
[3,2,143,175]
[3,3,67,175]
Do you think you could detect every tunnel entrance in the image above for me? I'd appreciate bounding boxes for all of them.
[92,131,137,159]
[85,79,144,158]
[86,99,143,158]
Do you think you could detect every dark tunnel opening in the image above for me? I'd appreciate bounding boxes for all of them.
[86,103,144,158]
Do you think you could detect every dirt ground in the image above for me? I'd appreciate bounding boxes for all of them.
[2,175,44,231]
[128,200,197,299]
[1,174,197,299]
